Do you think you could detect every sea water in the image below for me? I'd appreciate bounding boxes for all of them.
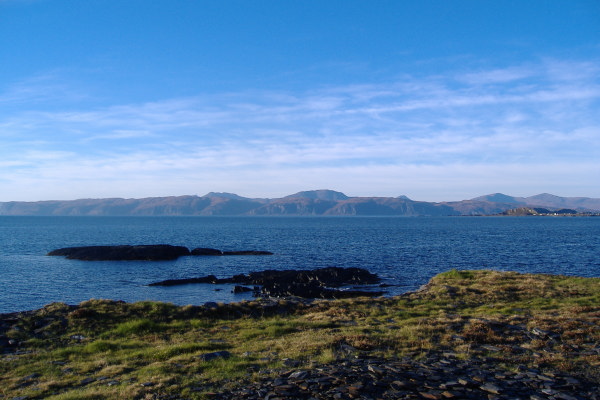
[1,216,599,313]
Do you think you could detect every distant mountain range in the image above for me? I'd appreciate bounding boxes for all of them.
[0,190,599,216]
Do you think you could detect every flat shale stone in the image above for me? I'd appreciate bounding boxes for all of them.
[419,391,443,400]
[289,370,309,380]
[201,349,599,400]
[480,383,501,394]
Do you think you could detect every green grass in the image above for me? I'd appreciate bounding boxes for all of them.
[1,270,598,399]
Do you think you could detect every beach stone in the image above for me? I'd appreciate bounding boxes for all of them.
[480,383,501,394]
[197,350,231,362]
[80,377,95,385]
[531,327,551,338]
[233,285,253,293]
[554,393,578,400]
[289,371,309,380]
[420,391,443,399]
[20,373,41,383]
[283,358,300,367]
[367,364,384,375]
[205,349,600,400]
[481,345,501,352]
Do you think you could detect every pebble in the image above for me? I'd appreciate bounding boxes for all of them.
[480,383,501,394]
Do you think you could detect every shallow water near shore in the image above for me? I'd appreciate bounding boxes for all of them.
[1,216,599,313]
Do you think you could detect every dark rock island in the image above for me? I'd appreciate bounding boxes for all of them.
[47,245,273,261]
[47,245,380,298]
[47,245,191,261]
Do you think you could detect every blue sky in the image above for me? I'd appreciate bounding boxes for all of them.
[1,0,599,201]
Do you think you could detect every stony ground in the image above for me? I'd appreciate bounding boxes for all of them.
[214,351,599,400]
[1,270,599,400]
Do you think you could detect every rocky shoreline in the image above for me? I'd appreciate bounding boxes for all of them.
[3,301,598,400]
[212,350,599,400]
[1,270,598,400]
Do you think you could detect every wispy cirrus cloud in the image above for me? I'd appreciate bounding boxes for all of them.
[0,58,598,201]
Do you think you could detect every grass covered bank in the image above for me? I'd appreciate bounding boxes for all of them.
[1,270,599,399]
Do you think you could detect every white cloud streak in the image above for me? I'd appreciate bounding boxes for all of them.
[0,58,599,201]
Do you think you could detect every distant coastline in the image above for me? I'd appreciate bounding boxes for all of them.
[497,207,600,217]
[1,190,599,217]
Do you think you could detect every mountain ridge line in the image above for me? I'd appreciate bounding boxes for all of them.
[1,189,599,216]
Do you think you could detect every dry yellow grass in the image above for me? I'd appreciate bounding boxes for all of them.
[1,269,598,399]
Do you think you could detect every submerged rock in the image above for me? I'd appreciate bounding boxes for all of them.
[222,250,273,255]
[148,275,220,286]
[191,248,273,256]
[47,245,191,261]
[232,285,254,293]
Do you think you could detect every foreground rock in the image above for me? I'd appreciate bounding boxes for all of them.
[47,245,191,261]
[1,270,598,400]
[149,266,384,299]
[214,350,599,400]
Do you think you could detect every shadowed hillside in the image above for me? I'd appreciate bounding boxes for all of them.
[1,190,598,216]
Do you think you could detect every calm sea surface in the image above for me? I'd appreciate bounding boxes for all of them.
[1,216,599,313]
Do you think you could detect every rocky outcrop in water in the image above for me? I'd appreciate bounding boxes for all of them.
[149,267,384,299]
[48,245,273,260]
[47,245,191,261]
[190,248,224,255]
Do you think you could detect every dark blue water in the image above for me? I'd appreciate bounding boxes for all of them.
[1,216,599,313]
